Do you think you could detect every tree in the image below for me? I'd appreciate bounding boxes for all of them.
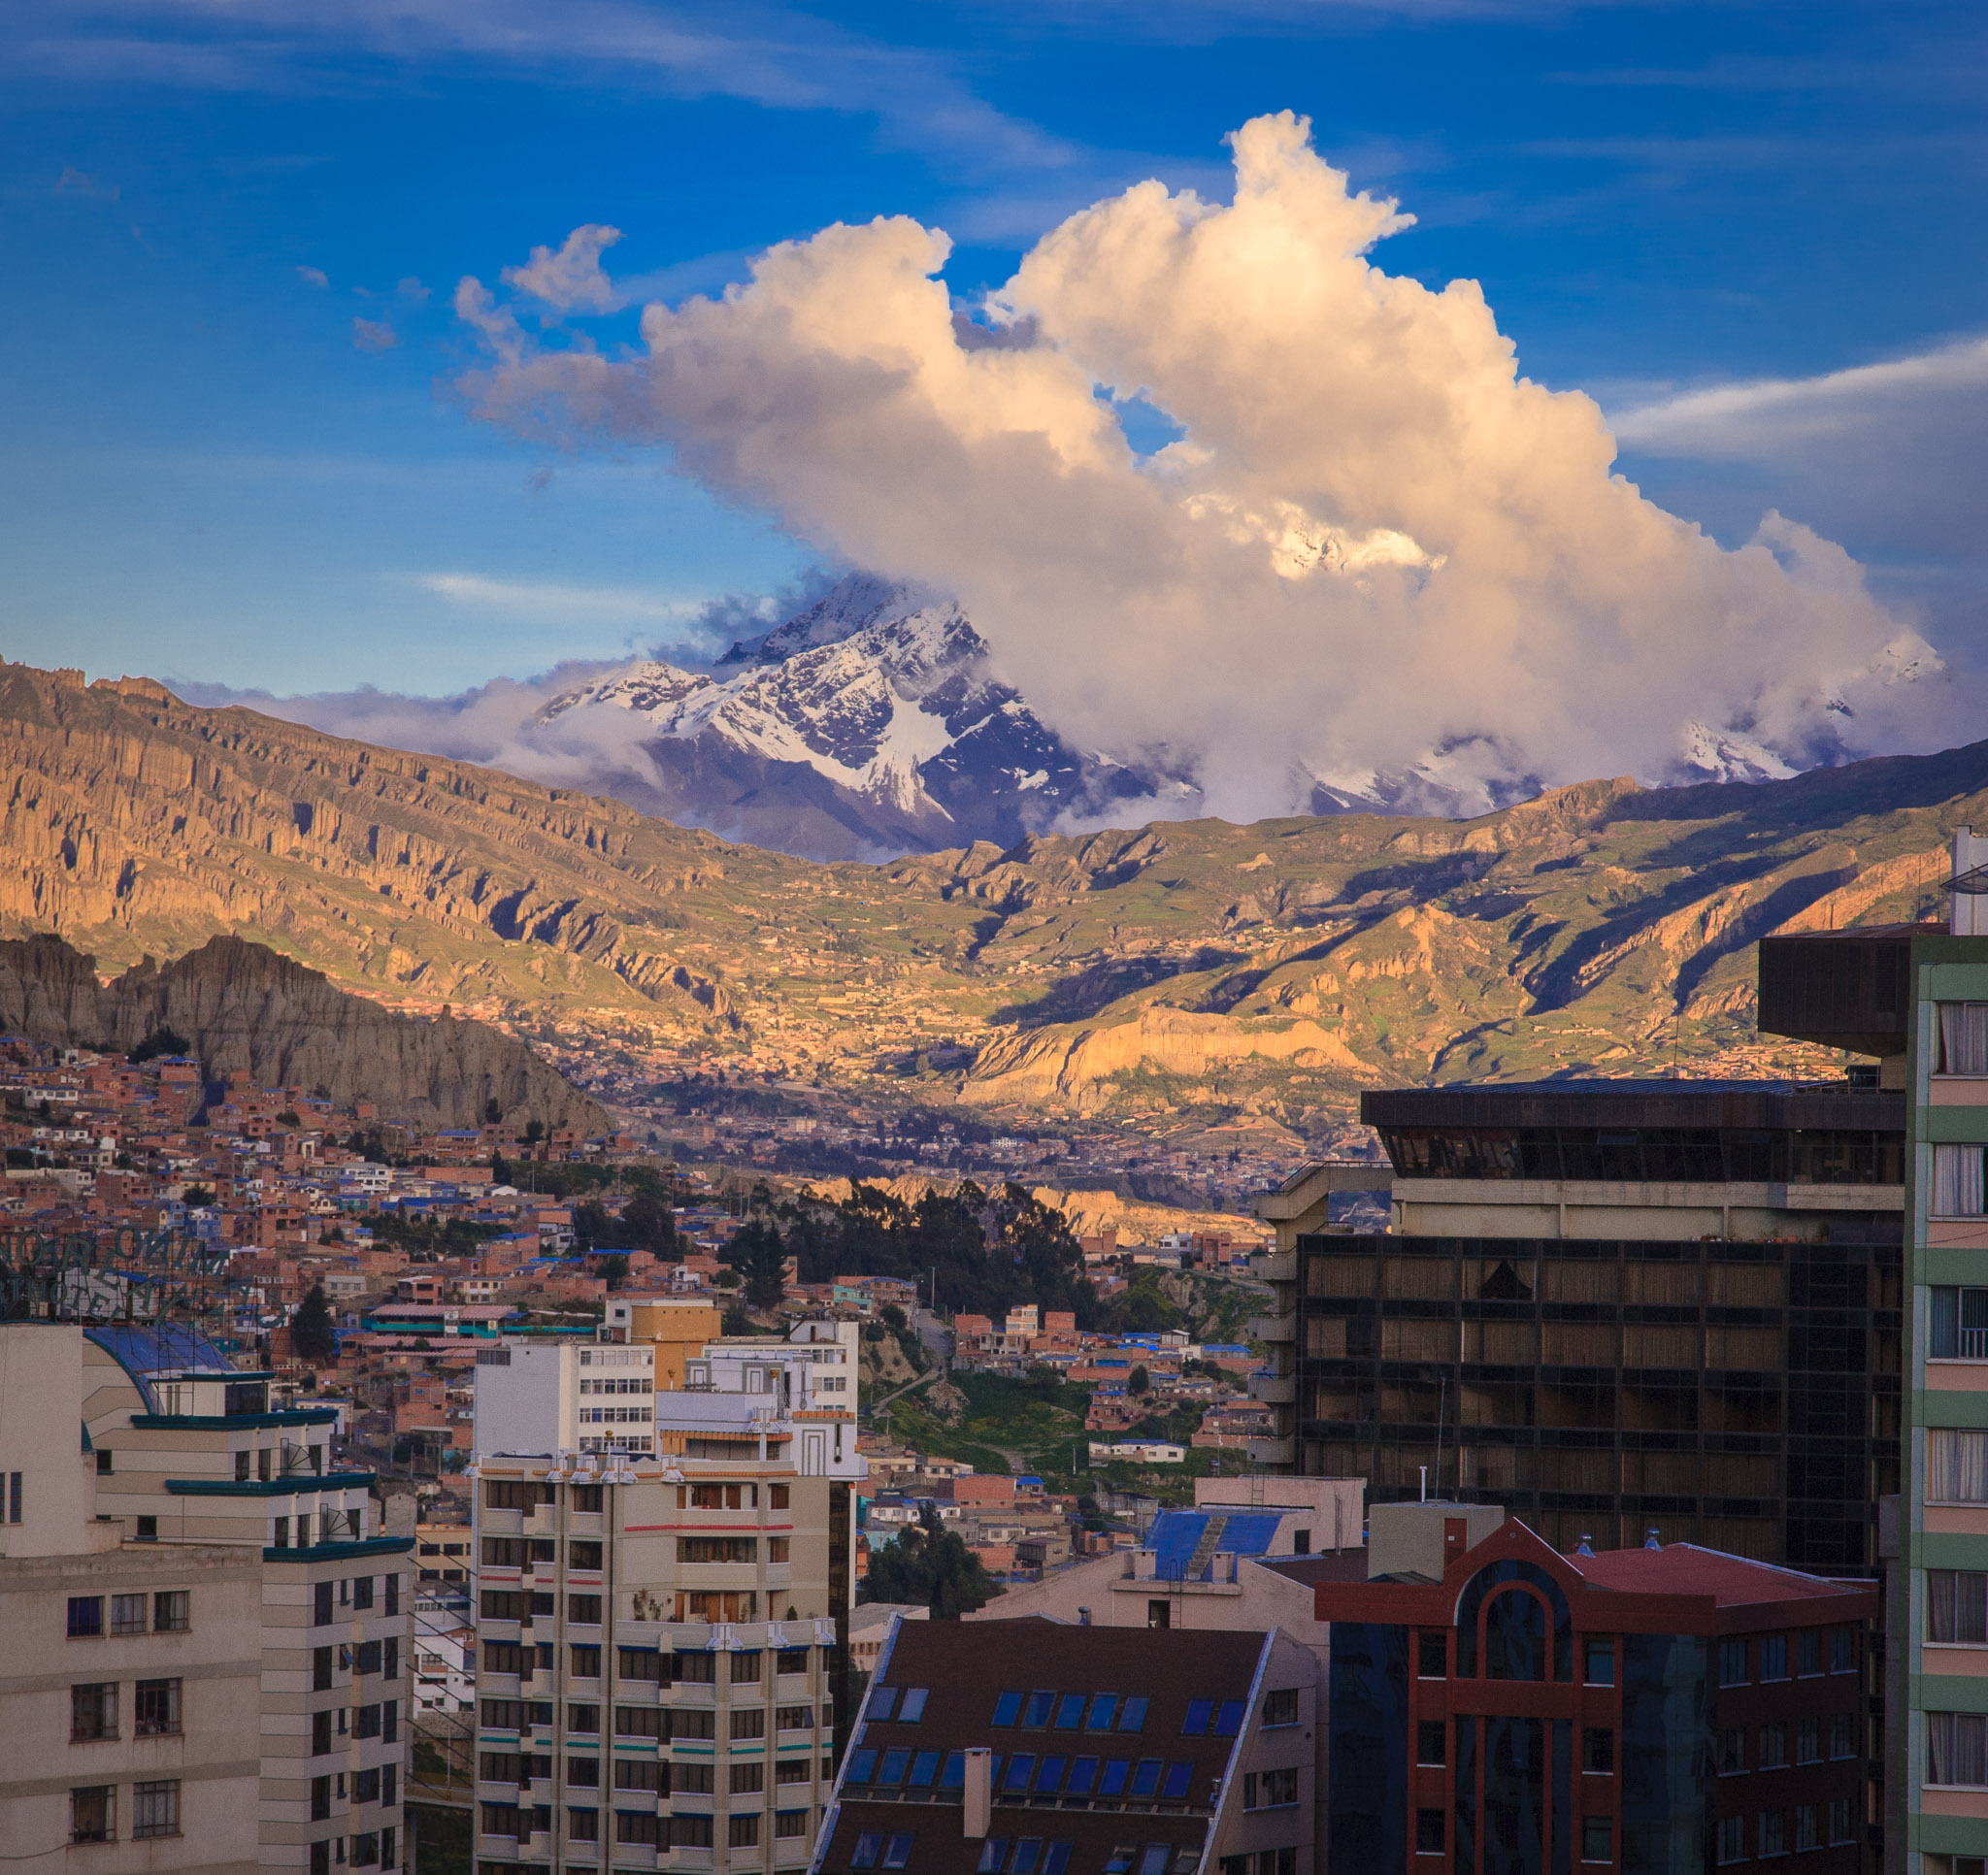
[291,1282,338,1365]
[276,1109,302,1129]
[860,1506,1004,1618]
[573,1200,613,1247]
[620,1190,677,1257]
[598,1254,629,1291]
[1129,1365,1151,1396]
[523,1120,546,1146]
[483,1098,504,1125]
[181,1184,215,1208]
[736,1218,787,1311]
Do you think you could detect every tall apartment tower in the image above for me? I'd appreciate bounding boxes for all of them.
[1891,828,1988,1875]
[470,1322,864,1875]
[0,1321,414,1873]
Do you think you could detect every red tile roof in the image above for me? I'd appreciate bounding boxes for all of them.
[1573,1543,1872,1606]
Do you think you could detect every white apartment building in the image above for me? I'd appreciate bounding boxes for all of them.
[0,1321,416,1873]
[469,1324,867,1874]
[476,1341,661,1459]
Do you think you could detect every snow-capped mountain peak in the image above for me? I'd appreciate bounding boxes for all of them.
[531,574,1148,859]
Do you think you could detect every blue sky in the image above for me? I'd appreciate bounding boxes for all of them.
[3,0,1983,699]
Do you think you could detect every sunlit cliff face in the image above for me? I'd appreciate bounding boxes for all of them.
[457,112,1957,823]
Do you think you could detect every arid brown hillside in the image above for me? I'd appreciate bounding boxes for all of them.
[7,658,1988,1130]
[0,931,609,1133]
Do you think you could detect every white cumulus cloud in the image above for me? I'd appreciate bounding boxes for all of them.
[451,112,1968,820]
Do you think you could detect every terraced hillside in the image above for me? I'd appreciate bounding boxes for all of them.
[4,659,1983,1130]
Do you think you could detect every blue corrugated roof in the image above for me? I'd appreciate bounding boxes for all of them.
[1143,1508,1288,1580]
[84,1325,234,1411]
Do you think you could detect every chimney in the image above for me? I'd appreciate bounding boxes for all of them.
[963,1748,993,1838]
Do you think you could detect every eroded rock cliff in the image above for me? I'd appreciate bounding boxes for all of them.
[0,932,610,1134]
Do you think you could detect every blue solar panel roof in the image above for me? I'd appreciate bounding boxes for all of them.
[1143,1508,1288,1580]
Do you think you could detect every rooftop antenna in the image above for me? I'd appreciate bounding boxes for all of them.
[1418,1464,1428,1503]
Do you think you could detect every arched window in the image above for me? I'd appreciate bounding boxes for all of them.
[1482,1587,1547,1681]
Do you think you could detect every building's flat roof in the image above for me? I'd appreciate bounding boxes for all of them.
[1363,1080,1902,1130]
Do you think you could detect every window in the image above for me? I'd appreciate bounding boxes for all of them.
[135,1515,158,1542]
[112,1594,147,1635]
[1760,1635,1788,1681]
[1718,1638,1748,1687]
[1582,1818,1612,1863]
[729,1814,761,1849]
[1716,1817,1745,1865]
[131,1777,180,1839]
[1085,1694,1119,1731]
[1067,1758,1098,1795]
[870,1686,901,1722]
[1831,1626,1856,1673]
[71,1786,115,1843]
[1759,1724,1788,1769]
[778,1646,810,1676]
[567,1595,602,1626]
[1101,1760,1132,1796]
[778,1759,813,1786]
[613,1760,659,1792]
[136,1678,182,1736]
[1022,1690,1056,1727]
[316,1648,335,1692]
[6,1470,18,1523]
[1118,1697,1149,1732]
[1829,1714,1856,1760]
[384,1574,399,1616]
[313,1711,333,1756]
[570,1645,600,1678]
[733,1707,767,1740]
[779,1703,814,1730]
[853,1832,883,1868]
[1718,1728,1746,1776]
[154,1591,188,1632]
[1416,1720,1447,1766]
[1583,1728,1613,1774]
[1146,1599,1171,1628]
[1936,1144,1988,1217]
[1416,1810,1445,1855]
[1004,1755,1037,1793]
[569,1540,603,1569]
[355,1639,381,1676]
[1263,1689,1299,1727]
[1828,1799,1852,1845]
[352,1576,375,1611]
[770,1483,790,1509]
[568,1703,600,1733]
[613,1706,661,1738]
[569,1808,599,1843]
[1418,1632,1447,1678]
[1760,1810,1786,1858]
[1933,1570,1988,1642]
[68,1596,104,1638]
[731,1761,765,1795]
[354,1767,381,1804]
[71,1683,117,1741]
[882,1835,916,1869]
[1161,1762,1194,1799]
[733,1651,764,1686]
[900,1687,930,1722]
[1182,1698,1212,1735]
[777,1809,811,1838]
[616,1814,663,1847]
[1130,1760,1162,1797]
[1796,1629,1821,1677]
[1584,1640,1615,1687]
[1793,1804,1819,1852]
[1930,1711,1988,1786]
[673,1649,715,1684]
[1939,1003,1988,1074]
[1034,1757,1065,1793]
[1246,1767,1299,1808]
[1212,1700,1245,1737]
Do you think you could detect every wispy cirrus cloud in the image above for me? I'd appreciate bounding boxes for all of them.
[414,572,711,632]
[3,0,1084,181]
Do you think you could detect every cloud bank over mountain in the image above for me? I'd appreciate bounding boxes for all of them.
[448,111,1963,824]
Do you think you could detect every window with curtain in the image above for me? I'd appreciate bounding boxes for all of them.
[1932,1288,1988,1359]
[1934,1145,1988,1217]
[1928,1571,1988,1643]
[1940,1004,1988,1075]
[1928,1711,1988,1787]
[1928,1430,1988,1502]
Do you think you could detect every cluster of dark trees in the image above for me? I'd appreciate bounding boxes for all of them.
[719,1180,1100,1325]
[859,1505,1004,1618]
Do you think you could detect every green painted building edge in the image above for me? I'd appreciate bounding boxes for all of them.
[166,1470,375,1496]
[260,1535,414,1562]
[1913,1391,1988,1429]
[1910,1812,1988,1855]
[131,1408,340,1430]
[1910,1672,1988,1713]
[1910,1533,1988,1570]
